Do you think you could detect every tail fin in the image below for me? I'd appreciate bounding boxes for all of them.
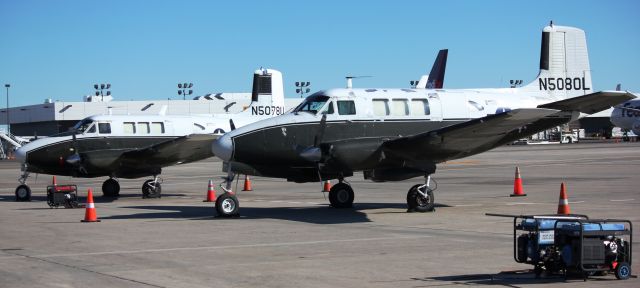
[250,68,284,107]
[416,49,448,89]
[523,23,592,100]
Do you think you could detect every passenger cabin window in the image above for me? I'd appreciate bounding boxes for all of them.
[337,100,356,115]
[138,122,150,134]
[410,99,430,115]
[151,122,165,134]
[123,122,136,134]
[391,99,409,116]
[372,99,390,116]
[98,123,111,134]
[293,95,330,114]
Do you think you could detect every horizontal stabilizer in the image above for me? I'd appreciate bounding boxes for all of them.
[538,91,636,114]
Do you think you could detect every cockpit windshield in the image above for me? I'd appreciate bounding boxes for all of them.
[73,119,96,134]
[293,95,330,114]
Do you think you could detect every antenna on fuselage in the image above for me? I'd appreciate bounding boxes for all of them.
[345,76,372,89]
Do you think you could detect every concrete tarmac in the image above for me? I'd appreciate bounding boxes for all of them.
[1,142,638,287]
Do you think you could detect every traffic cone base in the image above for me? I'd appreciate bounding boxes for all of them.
[557,183,570,215]
[323,180,331,192]
[242,175,253,191]
[204,179,217,202]
[510,167,526,197]
[81,188,101,222]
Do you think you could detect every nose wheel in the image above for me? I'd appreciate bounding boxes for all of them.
[15,184,32,202]
[215,192,240,217]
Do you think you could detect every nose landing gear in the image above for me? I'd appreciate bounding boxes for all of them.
[142,175,162,199]
[406,174,436,212]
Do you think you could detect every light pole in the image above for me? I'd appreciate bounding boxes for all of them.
[295,81,311,98]
[178,83,193,100]
[4,84,9,134]
[94,83,111,101]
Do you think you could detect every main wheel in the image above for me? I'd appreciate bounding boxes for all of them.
[15,184,32,202]
[102,178,120,197]
[215,193,239,217]
[406,184,435,212]
[615,262,631,280]
[329,183,354,208]
[142,180,161,199]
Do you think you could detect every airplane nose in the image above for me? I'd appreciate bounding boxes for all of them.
[211,135,233,161]
[15,147,26,163]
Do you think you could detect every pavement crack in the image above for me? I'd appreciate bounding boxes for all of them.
[2,249,166,288]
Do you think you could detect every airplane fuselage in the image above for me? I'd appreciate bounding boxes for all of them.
[215,87,578,182]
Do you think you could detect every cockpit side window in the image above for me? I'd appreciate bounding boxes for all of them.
[337,100,356,115]
[74,119,96,134]
[321,101,335,115]
[98,123,111,134]
[293,95,330,114]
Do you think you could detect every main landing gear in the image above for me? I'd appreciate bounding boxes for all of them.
[102,177,120,197]
[328,178,354,208]
[15,170,31,202]
[406,174,436,212]
[142,176,162,199]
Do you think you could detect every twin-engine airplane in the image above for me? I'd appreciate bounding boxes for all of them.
[14,68,286,201]
[211,24,635,217]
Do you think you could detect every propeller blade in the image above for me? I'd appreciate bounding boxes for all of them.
[229,119,236,131]
[314,114,327,147]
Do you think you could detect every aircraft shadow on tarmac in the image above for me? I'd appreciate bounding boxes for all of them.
[97,202,451,224]
[410,270,625,286]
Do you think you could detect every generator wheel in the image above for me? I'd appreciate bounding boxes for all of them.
[534,265,543,278]
[615,262,630,280]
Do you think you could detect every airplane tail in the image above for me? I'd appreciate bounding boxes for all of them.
[416,49,448,89]
[248,68,285,108]
[522,23,592,100]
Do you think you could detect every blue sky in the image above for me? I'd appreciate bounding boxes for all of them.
[1,0,638,107]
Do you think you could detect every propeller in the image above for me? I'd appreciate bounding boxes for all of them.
[66,132,88,175]
[299,114,326,162]
[229,119,236,131]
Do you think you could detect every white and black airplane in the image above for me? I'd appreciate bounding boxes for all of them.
[14,68,287,201]
[210,24,635,217]
[610,98,640,136]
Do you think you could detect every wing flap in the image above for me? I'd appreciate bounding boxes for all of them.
[538,91,635,114]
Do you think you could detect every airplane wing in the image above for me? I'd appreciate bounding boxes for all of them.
[538,91,635,114]
[380,108,561,163]
[119,133,220,167]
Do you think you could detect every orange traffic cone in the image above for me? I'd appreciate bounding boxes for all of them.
[510,167,526,197]
[52,176,57,186]
[242,175,253,191]
[323,180,331,192]
[557,182,570,215]
[81,188,100,222]
[203,179,217,202]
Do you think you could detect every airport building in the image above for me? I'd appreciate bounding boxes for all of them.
[0,93,303,138]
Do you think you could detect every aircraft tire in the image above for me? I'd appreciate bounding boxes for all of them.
[142,180,161,199]
[15,184,32,202]
[215,193,239,217]
[102,178,120,197]
[406,184,435,212]
[329,183,354,208]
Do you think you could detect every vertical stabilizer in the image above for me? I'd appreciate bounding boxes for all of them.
[417,49,448,89]
[250,68,285,107]
[523,24,592,100]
